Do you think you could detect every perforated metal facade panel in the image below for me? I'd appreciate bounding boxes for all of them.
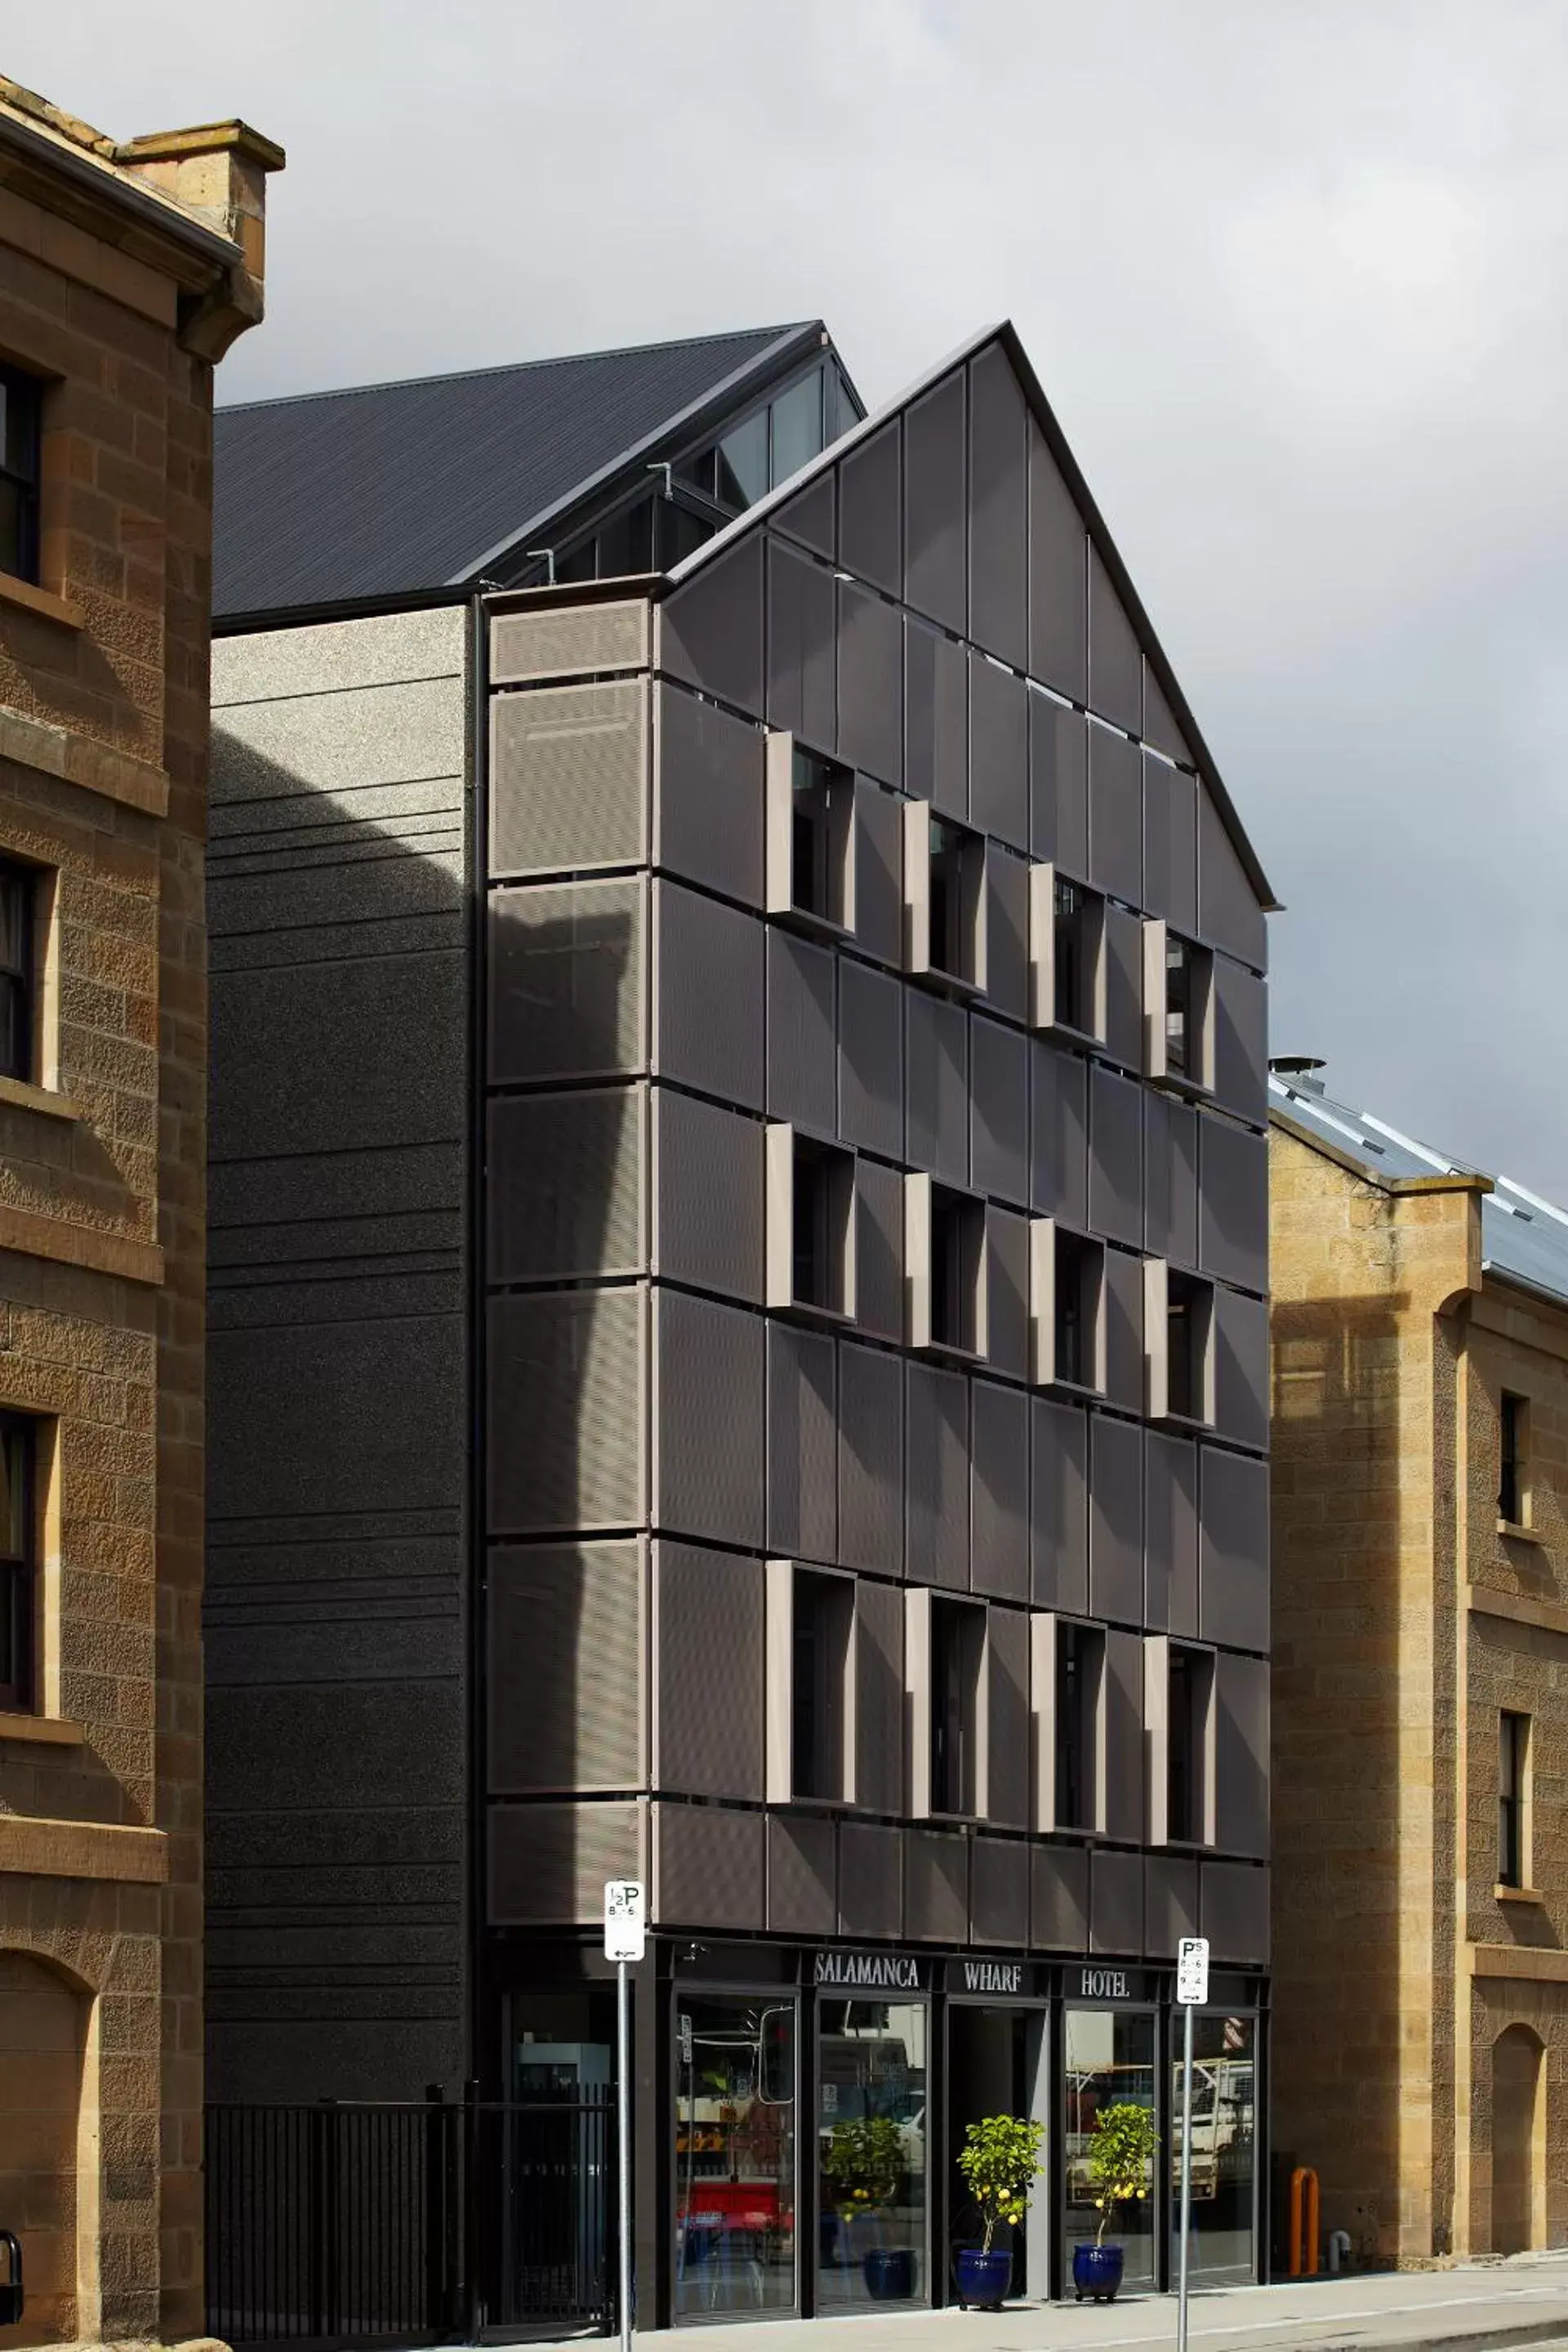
[971,1380,1029,1601]
[837,579,903,786]
[853,1156,906,1342]
[1145,1094,1198,1269]
[986,1207,1031,1383]
[1031,1398,1089,1614]
[488,1541,644,1793]
[654,681,765,909]
[1143,755,1198,934]
[1088,724,1143,905]
[1102,904,1143,1073]
[906,988,969,1189]
[987,1603,1031,1829]
[969,652,1028,848]
[1144,1855,1200,1957]
[653,881,764,1111]
[839,421,902,599]
[1213,957,1268,1125]
[906,1361,969,1592]
[652,1087,763,1302]
[1145,1432,1198,1639]
[1102,1246,1146,1415]
[1198,789,1267,972]
[1198,1115,1267,1294]
[968,344,1029,672]
[489,877,644,1083]
[1032,1842,1090,1951]
[767,1321,837,1564]
[971,1837,1029,1948]
[490,598,649,684]
[653,1802,765,1931]
[768,537,837,750]
[768,1812,836,1936]
[1102,1628,1144,1844]
[839,956,903,1158]
[838,1819,902,1939]
[906,1827,969,1943]
[658,537,764,719]
[1090,1844,1143,1955]
[981,847,1027,1026]
[1032,1045,1089,1225]
[653,1543,764,1798]
[971,1018,1028,1205]
[1089,1067,1144,1250]
[1028,423,1089,704]
[1214,1649,1269,1858]
[1031,693,1088,871]
[777,471,835,562]
[839,1342,905,1576]
[488,1086,644,1283]
[653,1288,764,1548]
[488,1799,643,1926]
[1088,550,1142,737]
[767,929,837,1134]
[905,617,969,817]
[903,370,967,637]
[488,1285,644,1532]
[490,679,648,877]
[1089,1414,1144,1625]
[1214,1286,1268,1451]
[1199,1446,1269,1652]
[853,1575,905,1813]
[1200,1859,1270,1962]
[852,779,906,969]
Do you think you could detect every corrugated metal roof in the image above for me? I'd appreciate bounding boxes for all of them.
[1269,1072,1568,1307]
[213,323,818,618]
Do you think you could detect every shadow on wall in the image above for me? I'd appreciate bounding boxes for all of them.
[1269,1290,1407,2264]
[203,708,636,2100]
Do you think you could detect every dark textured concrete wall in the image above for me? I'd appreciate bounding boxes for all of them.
[205,609,470,2100]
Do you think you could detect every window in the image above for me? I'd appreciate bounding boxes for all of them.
[1166,1645,1214,1844]
[1499,1710,1530,1889]
[905,803,986,992]
[770,368,824,489]
[0,367,42,585]
[0,1418,34,1713]
[1499,1392,1528,1528]
[0,861,34,1083]
[1030,863,1104,1037]
[906,1174,987,1357]
[765,736,855,934]
[930,1597,984,1815]
[1031,1223,1104,1390]
[1144,920,1215,1090]
[1054,1621,1102,1832]
[767,1126,856,1321]
[791,1570,854,1802]
[1146,1260,1214,1424]
[717,408,770,508]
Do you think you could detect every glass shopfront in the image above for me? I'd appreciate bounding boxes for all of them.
[816,1998,929,2310]
[1169,2008,1257,2286]
[674,1993,798,2317]
[1062,2002,1159,2293]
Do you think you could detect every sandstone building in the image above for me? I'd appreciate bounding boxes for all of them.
[0,74,278,2344]
[1272,1067,1568,2261]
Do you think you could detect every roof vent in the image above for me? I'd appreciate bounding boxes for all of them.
[1270,1054,1327,1097]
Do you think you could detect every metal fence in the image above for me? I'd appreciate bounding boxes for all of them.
[205,2090,616,2347]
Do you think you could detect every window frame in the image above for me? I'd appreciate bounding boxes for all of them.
[1499,1708,1531,1891]
[1142,916,1215,1094]
[0,856,36,1085]
[905,1172,988,1360]
[1499,1391,1530,1532]
[1147,1634,1217,1847]
[767,1559,858,1806]
[907,1586,987,1821]
[765,1124,858,1325]
[1144,1258,1217,1427]
[903,801,987,997]
[764,732,858,939]
[1030,1216,1107,1394]
[0,363,42,587]
[1030,859,1107,1042]
[1034,1614,1105,1834]
[0,1413,37,1715]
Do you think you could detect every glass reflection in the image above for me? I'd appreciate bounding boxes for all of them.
[817,1999,928,2309]
[674,1995,796,2315]
[1171,2012,1255,2284]
[1063,2008,1157,2292]
[770,368,824,489]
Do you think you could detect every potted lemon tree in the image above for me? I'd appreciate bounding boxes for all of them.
[1072,2101,1158,2301]
[823,2117,914,2299]
[953,2114,1046,2309]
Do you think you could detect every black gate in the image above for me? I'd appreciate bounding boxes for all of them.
[204,2090,616,2346]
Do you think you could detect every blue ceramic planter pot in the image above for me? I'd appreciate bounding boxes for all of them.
[864,2247,916,2300]
[955,2247,1013,2310]
[1072,2242,1125,2301]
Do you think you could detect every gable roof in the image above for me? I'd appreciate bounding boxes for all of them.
[213,322,824,618]
[1270,1071,1568,1309]
[669,318,1277,914]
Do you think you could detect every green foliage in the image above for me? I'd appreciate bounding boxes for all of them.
[956,2114,1047,2253]
[1087,2102,1159,2247]
[822,2116,904,2216]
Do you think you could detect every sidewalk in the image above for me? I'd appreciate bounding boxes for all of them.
[528,2252,1568,2352]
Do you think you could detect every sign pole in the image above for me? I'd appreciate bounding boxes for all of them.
[617,1954,632,2352]
[1177,1992,1194,2352]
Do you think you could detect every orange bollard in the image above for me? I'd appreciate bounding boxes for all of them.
[1289,2166,1321,2278]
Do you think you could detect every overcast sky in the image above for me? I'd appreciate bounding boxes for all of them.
[16,1,1568,1189]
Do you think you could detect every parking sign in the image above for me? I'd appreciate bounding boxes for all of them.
[1176,1935,1209,2007]
[604,1879,645,1963]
